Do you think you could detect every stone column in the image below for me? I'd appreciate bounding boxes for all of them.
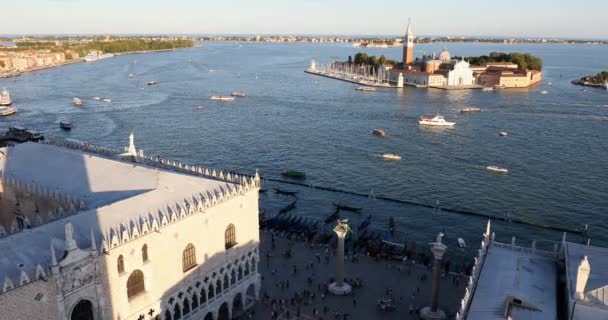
[328,220,352,295]
[420,233,447,320]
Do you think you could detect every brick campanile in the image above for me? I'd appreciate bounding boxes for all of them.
[403,19,415,65]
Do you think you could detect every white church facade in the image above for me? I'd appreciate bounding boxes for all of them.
[0,136,261,320]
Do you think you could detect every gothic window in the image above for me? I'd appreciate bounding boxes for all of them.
[183,298,190,315]
[117,255,125,274]
[208,284,214,299]
[70,299,94,320]
[223,274,229,289]
[192,293,199,309]
[244,261,250,276]
[182,244,196,272]
[164,310,171,320]
[200,287,207,304]
[225,224,236,249]
[142,244,149,263]
[173,304,181,320]
[231,269,236,285]
[127,270,145,299]
[238,266,243,280]
[216,279,222,295]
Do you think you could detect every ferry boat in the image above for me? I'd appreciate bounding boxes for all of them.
[381,153,401,160]
[59,121,72,130]
[0,106,16,116]
[356,86,376,92]
[103,98,112,103]
[147,81,158,86]
[419,115,455,126]
[83,52,115,62]
[459,107,481,113]
[372,129,386,137]
[73,98,82,106]
[485,166,508,173]
[210,96,235,101]
[0,88,12,106]
[231,92,246,97]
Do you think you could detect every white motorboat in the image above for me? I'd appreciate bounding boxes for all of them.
[73,98,82,106]
[419,115,455,126]
[356,86,376,92]
[103,98,112,103]
[499,131,508,137]
[210,96,235,101]
[459,107,481,113]
[381,153,401,160]
[231,92,246,97]
[0,88,13,106]
[92,96,101,101]
[147,81,158,86]
[0,106,16,116]
[541,90,548,94]
[458,238,467,248]
[83,51,114,62]
[486,166,508,173]
[481,87,494,92]
[196,106,205,110]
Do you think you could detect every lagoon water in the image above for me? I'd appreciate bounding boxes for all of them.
[1,42,607,257]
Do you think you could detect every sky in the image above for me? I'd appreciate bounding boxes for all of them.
[3,0,607,39]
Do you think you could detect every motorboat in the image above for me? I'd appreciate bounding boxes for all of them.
[0,106,16,116]
[73,98,82,106]
[481,87,494,92]
[356,86,376,92]
[83,52,114,62]
[230,92,246,97]
[59,121,72,130]
[458,238,467,248]
[541,90,548,94]
[210,96,235,101]
[419,115,455,126]
[147,81,158,86]
[196,106,205,110]
[459,107,481,113]
[103,98,112,103]
[381,153,401,160]
[499,131,508,137]
[485,165,508,173]
[282,170,306,179]
[372,129,386,137]
[92,96,101,101]
[0,88,13,106]
[547,82,553,85]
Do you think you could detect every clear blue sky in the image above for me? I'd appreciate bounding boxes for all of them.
[4,0,607,38]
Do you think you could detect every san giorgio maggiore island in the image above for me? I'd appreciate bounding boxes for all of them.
[306,20,543,90]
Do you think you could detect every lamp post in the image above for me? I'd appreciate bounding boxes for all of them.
[328,219,352,295]
[420,233,447,319]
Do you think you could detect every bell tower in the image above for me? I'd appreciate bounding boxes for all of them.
[403,18,415,66]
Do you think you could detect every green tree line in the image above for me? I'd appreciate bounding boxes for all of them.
[353,52,398,68]
[455,52,543,71]
[594,71,608,82]
[78,39,193,56]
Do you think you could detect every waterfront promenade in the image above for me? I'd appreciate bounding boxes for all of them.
[304,69,397,88]
[250,230,465,319]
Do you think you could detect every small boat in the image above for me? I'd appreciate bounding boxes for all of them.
[356,86,376,92]
[128,73,135,78]
[147,81,158,86]
[0,88,13,106]
[459,107,481,113]
[372,129,386,137]
[419,115,455,126]
[73,98,82,106]
[381,153,401,160]
[231,92,246,97]
[481,87,494,92]
[458,238,467,248]
[547,82,553,86]
[485,166,508,173]
[540,90,548,94]
[92,96,101,101]
[210,96,235,101]
[0,106,16,116]
[499,131,508,137]
[282,170,306,179]
[103,98,112,103]
[273,188,298,196]
[59,121,72,130]
[333,202,362,212]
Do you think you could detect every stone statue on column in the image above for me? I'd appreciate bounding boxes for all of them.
[420,232,448,319]
[328,219,352,295]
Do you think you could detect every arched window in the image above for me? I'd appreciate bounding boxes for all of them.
[208,284,214,299]
[71,299,94,320]
[173,304,181,320]
[223,274,229,289]
[164,310,172,320]
[216,279,222,295]
[182,244,196,272]
[192,293,199,309]
[142,244,149,263]
[238,266,243,280]
[117,255,125,274]
[231,269,236,285]
[225,224,236,249]
[127,270,145,299]
[183,298,190,315]
[200,287,207,304]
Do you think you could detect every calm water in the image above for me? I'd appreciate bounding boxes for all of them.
[1,42,607,254]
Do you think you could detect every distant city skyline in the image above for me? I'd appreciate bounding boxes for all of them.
[4,0,608,39]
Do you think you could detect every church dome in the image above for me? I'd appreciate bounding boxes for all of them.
[439,48,451,62]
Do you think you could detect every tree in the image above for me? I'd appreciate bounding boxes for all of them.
[378,55,387,66]
[354,52,368,65]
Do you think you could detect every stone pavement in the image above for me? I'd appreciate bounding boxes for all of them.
[248,230,465,320]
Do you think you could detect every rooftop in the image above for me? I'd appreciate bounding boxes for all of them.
[566,242,608,307]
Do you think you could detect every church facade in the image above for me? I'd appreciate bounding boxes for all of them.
[0,137,261,320]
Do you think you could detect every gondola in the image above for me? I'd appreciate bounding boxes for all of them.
[273,188,298,196]
[333,202,362,212]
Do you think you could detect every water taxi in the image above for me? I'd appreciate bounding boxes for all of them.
[485,166,508,173]
[499,131,508,137]
[231,92,246,97]
[92,96,101,101]
[147,81,158,86]
[481,87,494,92]
[419,115,455,126]
[372,129,386,137]
[381,153,401,160]
[0,106,16,116]
[210,96,235,101]
[541,90,548,94]
[356,86,376,92]
[60,121,72,130]
[0,88,13,106]
[73,98,82,106]
[459,107,481,113]
[196,106,205,110]
[103,98,112,103]
[282,170,306,179]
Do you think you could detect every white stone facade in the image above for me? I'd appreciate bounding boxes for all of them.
[446,60,475,86]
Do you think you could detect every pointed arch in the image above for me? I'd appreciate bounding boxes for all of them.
[117,255,125,274]
[142,244,149,262]
[183,298,190,315]
[173,303,181,320]
[192,292,199,309]
[223,273,229,289]
[230,269,236,285]
[208,284,215,299]
[200,287,208,303]
[216,279,222,295]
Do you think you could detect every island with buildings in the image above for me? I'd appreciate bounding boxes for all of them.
[572,71,608,89]
[306,20,543,90]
